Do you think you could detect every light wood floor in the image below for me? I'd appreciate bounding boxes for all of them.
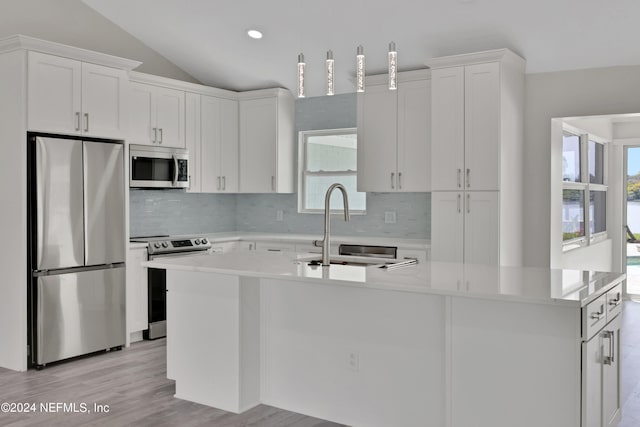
[2,301,640,426]
[0,339,345,427]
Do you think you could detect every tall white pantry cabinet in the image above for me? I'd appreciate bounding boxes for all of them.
[428,49,525,266]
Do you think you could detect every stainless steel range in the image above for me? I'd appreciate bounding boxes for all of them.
[131,236,212,339]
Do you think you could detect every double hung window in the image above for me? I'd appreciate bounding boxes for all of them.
[562,126,608,250]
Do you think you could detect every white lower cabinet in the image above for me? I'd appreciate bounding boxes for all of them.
[431,191,498,264]
[582,289,622,427]
[126,246,148,342]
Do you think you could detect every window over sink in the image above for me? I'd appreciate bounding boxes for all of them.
[297,128,366,214]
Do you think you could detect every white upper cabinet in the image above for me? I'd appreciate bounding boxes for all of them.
[200,94,239,193]
[431,67,464,191]
[357,70,431,192]
[238,89,294,193]
[431,62,500,191]
[128,80,185,148]
[428,49,525,266]
[28,51,127,139]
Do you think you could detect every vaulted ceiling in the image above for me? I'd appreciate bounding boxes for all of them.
[83,0,640,98]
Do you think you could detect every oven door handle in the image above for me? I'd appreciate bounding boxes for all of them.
[172,154,178,187]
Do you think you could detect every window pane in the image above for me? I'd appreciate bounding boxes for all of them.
[562,190,585,241]
[304,174,366,211]
[590,191,606,235]
[562,132,581,182]
[589,140,604,184]
[306,134,357,172]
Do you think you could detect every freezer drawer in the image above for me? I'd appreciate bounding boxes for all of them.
[36,267,125,365]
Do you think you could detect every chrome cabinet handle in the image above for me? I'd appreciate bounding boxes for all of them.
[398,172,402,189]
[590,305,604,320]
[457,168,461,188]
[391,172,395,189]
[222,176,226,190]
[153,128,157,143]
[603,330,614,365]
[457,194,461,213]
[75,112,81,131]
[217,176,221,190]
[609,293,622,306]
[271,176,275,191]
[84,113,89,132]
[467,193,470,214]
[466,168,470,188]
[159,128,163,144]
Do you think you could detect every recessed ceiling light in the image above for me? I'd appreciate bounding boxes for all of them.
[247,29,263,39]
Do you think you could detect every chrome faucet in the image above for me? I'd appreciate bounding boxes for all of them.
[314,183,350,266]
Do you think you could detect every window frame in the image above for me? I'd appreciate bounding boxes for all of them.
[561,124,608,251]
[297,127,365,215]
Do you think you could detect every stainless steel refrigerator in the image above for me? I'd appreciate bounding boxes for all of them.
[28,135,126,369]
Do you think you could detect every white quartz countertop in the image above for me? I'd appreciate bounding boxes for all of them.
[144,250,624,307]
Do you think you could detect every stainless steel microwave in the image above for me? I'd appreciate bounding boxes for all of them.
[129,145,189,188]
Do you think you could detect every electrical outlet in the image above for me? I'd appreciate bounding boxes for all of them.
[384,211,397,224]
[348,352,360,372]
[276,210,284,221]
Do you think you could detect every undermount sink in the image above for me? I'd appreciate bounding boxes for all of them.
[300,255,399,267]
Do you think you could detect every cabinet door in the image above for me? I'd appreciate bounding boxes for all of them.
[239,97,277,193]
[27,51,82,134]
[81,63,127,138]
[464,63,500,191]
[582,330,603,427]
[397,79,431,192]
[464,191,499,265]
[357,84,398,192]
[602,315,621,427]
[431,67,464,191]
[128,82,156,145]
[155,86,185,148]
[431,192,464,263]
[200,95,222,192]
[185,92,201,192]
[219,97,239,192]
[126,247,148,334]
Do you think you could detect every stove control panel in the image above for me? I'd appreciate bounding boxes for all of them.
[147,237,212,255]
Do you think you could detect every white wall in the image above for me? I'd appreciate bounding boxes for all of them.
[0,0,199,82]
[524,65,640,267]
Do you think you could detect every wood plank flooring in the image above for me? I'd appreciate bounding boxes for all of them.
[3,301,640,426]
[0,339,345,427]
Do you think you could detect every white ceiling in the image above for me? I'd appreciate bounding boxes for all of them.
[83,0,640,98]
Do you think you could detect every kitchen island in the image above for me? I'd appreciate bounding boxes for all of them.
[146,251,624,427]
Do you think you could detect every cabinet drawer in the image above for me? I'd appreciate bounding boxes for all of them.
[254,242,295,252]
[583,294,607,341]
[606,283,623,321]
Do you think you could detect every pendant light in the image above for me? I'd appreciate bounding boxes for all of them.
[326,50,335,96]
[297,53,306,98]
[356,45,365,93]
[388,41,397,90]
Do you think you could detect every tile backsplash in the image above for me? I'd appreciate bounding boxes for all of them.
[129,93,431,240]
[129,190,236,237]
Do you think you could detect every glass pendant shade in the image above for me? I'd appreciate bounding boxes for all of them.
[356,45,365,93]
[388,41,397,90]
[297,53,305,98]
[326,50,334,96]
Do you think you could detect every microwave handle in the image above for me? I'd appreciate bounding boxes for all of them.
[172,154,178,186]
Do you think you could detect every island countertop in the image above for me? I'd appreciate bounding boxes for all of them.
[144,250,624,307]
